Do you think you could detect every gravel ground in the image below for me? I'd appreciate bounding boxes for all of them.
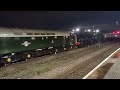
[62,44,120,79]
[0,42,118,79]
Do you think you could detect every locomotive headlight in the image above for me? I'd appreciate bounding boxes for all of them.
[27,54,31,58]
[7,58,11,62]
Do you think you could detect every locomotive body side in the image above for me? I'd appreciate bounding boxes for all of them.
[0,28,77,65]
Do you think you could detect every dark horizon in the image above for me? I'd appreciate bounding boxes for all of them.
[0,11,120,30]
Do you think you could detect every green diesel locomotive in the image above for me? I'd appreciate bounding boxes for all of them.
[0,28,77,65]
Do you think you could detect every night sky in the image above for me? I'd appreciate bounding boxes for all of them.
[0,11,120,30]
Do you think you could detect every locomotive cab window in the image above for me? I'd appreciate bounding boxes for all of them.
[46,33,50,35]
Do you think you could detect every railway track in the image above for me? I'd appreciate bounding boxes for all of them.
[59,43,120,79]
[0,42,117,79]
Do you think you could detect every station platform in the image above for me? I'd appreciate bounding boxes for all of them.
[104,54,120,79]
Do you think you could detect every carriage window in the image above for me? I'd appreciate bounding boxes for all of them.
[51,33,55,35]
[46,33,50,35]
[41,33,45,35]
[34,33,40,35]
[27,33,33,35]
[14,32,22,35]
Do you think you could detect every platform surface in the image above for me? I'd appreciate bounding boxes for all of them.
[104,58,120,79]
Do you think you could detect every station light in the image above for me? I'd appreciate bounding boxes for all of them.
[96,29,100,33]
[116,22,119,26]
[88,29,91,32]
[84,30,87,32]
[76,28,80,31]
[93,30,95,32]
[72,29,75,31]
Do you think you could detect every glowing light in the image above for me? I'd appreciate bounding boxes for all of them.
[96,30,100,33]
[11,53,15,55]
[75,42,80,45]
[7,58,11,62]
[76,28,80,31]
[72,29,75,31]
[88,29,91,32]
[27,54,31,58]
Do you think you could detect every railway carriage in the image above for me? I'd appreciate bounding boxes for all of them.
[104,30,120,42]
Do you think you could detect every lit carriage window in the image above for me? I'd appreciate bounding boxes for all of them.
[27,33,33,35]
[51,33,55,35]
[54,36,57,39]
[34,33,40,35]
[46,33,50,35]
[31,37,35,40]
[41,33,45,35]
